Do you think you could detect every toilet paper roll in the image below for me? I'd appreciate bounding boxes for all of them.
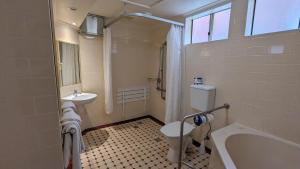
[193,114,208,126]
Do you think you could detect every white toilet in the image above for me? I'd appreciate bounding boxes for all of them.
[160,84,216,163]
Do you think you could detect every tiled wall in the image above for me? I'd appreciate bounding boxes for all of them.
[183,0,300,143]
[0,0,63,169]
[110,20,161,121]
[148,25,169,123]
[79,36,107,129]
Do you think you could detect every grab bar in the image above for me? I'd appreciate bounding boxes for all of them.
[178,103,230,169]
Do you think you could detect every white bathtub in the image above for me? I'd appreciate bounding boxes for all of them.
[208,123,300,169]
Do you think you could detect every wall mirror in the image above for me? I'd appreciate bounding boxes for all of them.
[57,41,81,86]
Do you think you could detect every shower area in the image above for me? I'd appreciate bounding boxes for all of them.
[108,17,169,123]
[105,9,183,123]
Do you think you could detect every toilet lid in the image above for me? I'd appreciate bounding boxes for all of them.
[160,121,195,138]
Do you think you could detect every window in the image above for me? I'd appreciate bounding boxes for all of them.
[192,15,210,43]
[185,3,231,44]
[245,0,300,36]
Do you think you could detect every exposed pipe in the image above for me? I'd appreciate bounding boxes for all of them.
[105,12,184,28]
[120,0,165,8]
[120,0,151,9]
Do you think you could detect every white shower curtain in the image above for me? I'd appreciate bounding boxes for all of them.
[165,25,183,123]
[103,28,113,114]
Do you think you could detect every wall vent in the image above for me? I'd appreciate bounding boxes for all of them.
[80,14,104,37]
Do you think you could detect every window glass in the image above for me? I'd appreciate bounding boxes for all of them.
[252,0,300,35]
[212,9,231,41]
[192,15,210,43]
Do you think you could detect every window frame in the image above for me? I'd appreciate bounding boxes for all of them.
[185,3,232,45]
[245,0,300,36]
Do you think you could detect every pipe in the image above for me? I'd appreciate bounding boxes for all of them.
[127,12,184,26]
[178,104,230,169]
[120,0,151,9]
[105,12,184,28]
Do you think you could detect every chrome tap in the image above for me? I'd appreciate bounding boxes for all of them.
[73,90,80,97]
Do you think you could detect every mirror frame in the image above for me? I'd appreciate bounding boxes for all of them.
[56,40,81,87]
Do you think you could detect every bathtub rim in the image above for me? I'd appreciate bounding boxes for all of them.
[211,123,300,169]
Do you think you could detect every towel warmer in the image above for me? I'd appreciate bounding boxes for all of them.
[117,87,150,117]
[178,104,230,169]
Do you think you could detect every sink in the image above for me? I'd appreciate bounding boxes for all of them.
[61,93,97,105]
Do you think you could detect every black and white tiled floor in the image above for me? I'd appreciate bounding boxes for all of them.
[80,118,210,169]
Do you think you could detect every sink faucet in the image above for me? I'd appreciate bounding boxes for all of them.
[73,90,81,97]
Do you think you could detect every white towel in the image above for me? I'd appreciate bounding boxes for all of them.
[62,101,77,111]
[61,108,81,123]
[62,120,85,169]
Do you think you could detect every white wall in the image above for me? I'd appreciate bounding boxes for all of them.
[183,0,300,144]
[0,0,63,168]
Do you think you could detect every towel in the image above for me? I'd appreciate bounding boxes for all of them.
[61,107,84,169]
[62,120,85,169]
[61,108,81,123]
[62,101,77,111]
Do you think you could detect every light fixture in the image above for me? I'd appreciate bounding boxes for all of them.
[72,22,77,26]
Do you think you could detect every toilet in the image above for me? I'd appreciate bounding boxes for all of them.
[160,84,216,163]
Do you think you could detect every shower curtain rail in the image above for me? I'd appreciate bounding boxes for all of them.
[105,12,184,28]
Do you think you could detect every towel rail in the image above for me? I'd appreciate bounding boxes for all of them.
[62,128,76,135]
[178,103,230,169]
[117,87,149,118]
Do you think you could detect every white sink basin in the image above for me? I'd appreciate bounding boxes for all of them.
[61,93,97,105]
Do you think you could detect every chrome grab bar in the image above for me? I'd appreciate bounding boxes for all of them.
[178,103,230,169]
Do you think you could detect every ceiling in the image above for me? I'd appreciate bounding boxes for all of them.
[53,0,220,27]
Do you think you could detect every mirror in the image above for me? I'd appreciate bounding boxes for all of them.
[57,41,81,86]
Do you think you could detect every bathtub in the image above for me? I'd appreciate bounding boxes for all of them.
[208,123,300,169]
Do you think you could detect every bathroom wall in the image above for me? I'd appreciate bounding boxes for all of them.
[0,0,63,168]
[54,21,82,97]
[78,36,108,129]
[183,0,300,144]
[148,24,170,122]
[109,19,168,122]
[110,20,153,121]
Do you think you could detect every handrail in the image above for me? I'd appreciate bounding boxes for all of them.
[178,103,230,169]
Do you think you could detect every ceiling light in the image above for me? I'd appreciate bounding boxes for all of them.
[72,22,77,26]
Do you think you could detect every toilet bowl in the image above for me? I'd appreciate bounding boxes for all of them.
[160,121,195,163]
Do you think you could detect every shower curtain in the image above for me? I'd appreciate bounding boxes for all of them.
[165,25,183,123]
[103,28,113,114]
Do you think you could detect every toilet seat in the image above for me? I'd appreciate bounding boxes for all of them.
[160,121,195,138]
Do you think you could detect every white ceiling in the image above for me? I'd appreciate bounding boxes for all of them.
[53,0,219,27]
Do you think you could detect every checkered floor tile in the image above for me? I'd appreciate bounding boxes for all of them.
[80,118,210,169]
